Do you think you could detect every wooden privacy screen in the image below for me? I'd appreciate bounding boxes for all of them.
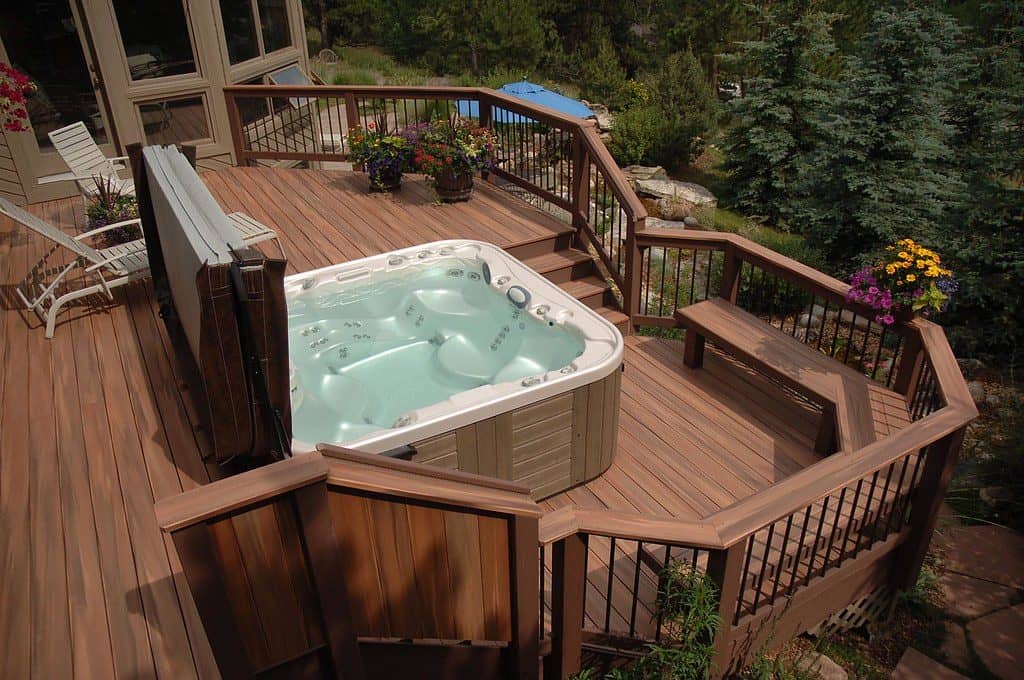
[156,450,542,679]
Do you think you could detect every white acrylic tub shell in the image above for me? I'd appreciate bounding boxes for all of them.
[286,240,624,453]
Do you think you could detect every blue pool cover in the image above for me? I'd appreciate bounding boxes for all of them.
[457,80,595,123]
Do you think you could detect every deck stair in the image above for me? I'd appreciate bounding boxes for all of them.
[506,227,629,334]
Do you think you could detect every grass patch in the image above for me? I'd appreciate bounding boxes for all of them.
[332,67,378,86]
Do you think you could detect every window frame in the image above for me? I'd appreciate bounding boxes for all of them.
[107,0,202,85]
[134,92,216,147]
[218,0,293,67]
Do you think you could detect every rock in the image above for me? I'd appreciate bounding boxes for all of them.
[684,215,701,227]
[795,651,848,680]
[939,622,971,671]
[967,603,1024,680]
[892,648,968,680]
[936,571,1018,619]
[587,104,615,131]
[634,178,718,208]
[622,165,668,183]
[937,525,1024,588]
[957,357,985,377]
[967,381,987,406]
[979,486,1013,507]
[655,195,691,221]
[645,217,689,230]
[838,309,873,331]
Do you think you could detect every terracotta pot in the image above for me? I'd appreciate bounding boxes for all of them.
[433,169,474,202]
[368,166,402,192]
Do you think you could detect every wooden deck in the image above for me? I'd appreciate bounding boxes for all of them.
[0,168,912,678]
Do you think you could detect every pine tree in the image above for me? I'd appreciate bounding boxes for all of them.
[797,4,970,268]
[721,3,837,227]
[943,0,1024,356]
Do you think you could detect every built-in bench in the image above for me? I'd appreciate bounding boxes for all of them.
[675,298,880,455]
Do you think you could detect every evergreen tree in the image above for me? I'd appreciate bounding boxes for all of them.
[578,26,630,109]
[797,4,970,268]
[943,0,1024,356]
[721,3,837,227]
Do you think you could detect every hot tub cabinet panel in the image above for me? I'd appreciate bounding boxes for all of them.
[412,366,621,498]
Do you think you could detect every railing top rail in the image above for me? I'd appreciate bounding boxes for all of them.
[915,318,975,412]
[155,454,328,532]
[320,445,542,518]
[577,124,648,219]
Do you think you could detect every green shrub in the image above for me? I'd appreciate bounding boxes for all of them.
[607,105,662,165]
[332,67,378,86]
[579,32,630,109]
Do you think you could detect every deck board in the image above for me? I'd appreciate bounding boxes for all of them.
[0,168,912,677]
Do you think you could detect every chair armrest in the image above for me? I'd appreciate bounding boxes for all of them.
[76,218,143,240]
[108,156,130,163]
[36,171,79,185]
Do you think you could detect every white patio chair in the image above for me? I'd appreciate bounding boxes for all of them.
[0,195,149,338]
[47,121,135,199]
[227,212,287,258]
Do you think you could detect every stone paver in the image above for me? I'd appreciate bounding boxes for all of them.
[967,603,1024,680]
[892,648,967,679]
[938,621,971,672]
[937,571,1019,619]
[937,525,1024,588]
[796,651,848,680]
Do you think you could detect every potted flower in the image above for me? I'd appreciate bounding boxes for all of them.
[410,115,496,202]
[85,176,140,246]
[1,62,32,132]
[347,118,413,192]
[846,238,958,326]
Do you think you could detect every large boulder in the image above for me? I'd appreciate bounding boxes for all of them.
[622,165,668,184]
[588,103,615,131]
[634,178,718,209]
[645,217,689,230]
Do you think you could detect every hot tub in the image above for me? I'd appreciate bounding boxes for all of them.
[286,240,623,497]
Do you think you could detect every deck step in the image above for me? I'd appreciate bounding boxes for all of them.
[504,226,575,261]
[559,275,614,309]
[596,306,631,334]
[523,248,596,284]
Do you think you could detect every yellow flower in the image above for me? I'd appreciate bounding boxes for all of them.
[886,265,897,274]
[898,251,911,260]
[906,274,916,282]
[916,260,926,268]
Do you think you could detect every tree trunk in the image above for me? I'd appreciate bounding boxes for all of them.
[710,53,719,94]
[317,0,330,50]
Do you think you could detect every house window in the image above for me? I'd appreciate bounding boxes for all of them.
[111,0,197,80]
[139,96,210,145]
[0,1,109,148]
[219,0,292,65]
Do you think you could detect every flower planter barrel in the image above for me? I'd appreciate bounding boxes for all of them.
[433,169,474,202]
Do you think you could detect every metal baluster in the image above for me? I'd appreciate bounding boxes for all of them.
[629,541,644,636]
[887,455,912,535]
[704,250,714,301]
[816,300,831,351]
[751,524,775,616]
[807,496,829,586]
[654,545,672,642]
[872,463,896,543]
[887,334,904,388]
[604,537,617,633]
[871,326,888,381]
[736,536,755,623]
[788,505,813,597]
[770,517,794,604]
[823,488,847,577]
[838,479,865,566]
[658,247,668,317]
[858,471,880,551]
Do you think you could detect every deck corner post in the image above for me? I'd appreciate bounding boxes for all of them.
[224,90,250,167]
[892,328,925,401]
[623,215,644,324]
[569,134,590,244]
[719,242,742,304]
[891,427,966,592]
[545,532,588,679]
[706,542,745,679]
[510,515,542,680]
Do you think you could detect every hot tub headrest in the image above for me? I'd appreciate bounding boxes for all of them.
[138,145,290,464]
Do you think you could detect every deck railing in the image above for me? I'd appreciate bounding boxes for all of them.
[219,86,973,678]
[223,84,647,311]
[539,228,975,677]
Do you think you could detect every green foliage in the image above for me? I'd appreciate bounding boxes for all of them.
[331,67,377,86]
[609,51,718,169]
[606,562,720,680]
[579,30,630,110]
[795,5,970,269]
[722,4,837,228]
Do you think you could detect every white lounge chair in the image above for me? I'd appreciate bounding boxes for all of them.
[227,212,287,258]
[47,121,135,199]
[0,195,150,338]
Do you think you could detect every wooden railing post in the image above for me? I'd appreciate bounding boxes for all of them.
[719,242,742,304]
[706,542,745,678]
[545,533,588,679]
[510,515,541,680]
[623,215,644,322]
[891,428,966,591]
[224,91,250,167]
[893,327,925,401]
[343,92,359,132]
[569,134,590,246]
